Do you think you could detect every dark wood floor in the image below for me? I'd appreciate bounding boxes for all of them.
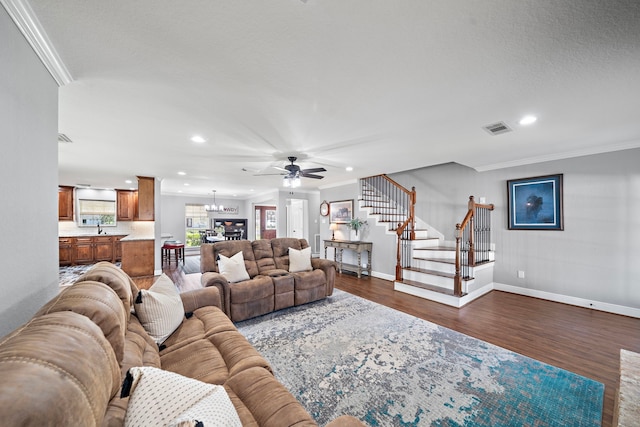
[140,257,640,427]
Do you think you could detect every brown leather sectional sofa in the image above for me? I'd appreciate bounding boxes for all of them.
[201,237,337,322]
[0,262,362,426]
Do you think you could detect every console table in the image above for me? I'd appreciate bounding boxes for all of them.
[324,240,372,278]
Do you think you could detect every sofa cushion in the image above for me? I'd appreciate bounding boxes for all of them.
[77,261,138,316]
[224,367,317,427]
[208,240,260,278]
[160,306,272,384]
[218,251,251,283]
[134,274,185,345]
[289,246,313,273]
[0,312,120,427]
[271,237,308,270]
[34,280,128,365]
[122,366,241,427]
[252,239,277,273]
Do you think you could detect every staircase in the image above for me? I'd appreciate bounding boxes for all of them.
[359,175,495,308]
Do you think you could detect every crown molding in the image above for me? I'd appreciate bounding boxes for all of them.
[472,139,640,172]
[1,0,72,86]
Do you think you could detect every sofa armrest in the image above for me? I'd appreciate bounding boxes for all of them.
[311,258,338,296]
[200,272,231,317]
[180,286,221,312]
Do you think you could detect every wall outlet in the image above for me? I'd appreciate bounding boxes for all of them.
[517,270,525,279]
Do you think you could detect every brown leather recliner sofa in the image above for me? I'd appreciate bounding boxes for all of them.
[0,262,362,426]
[201,237,337,322]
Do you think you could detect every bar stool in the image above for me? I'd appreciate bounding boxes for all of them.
[161,241,185,267]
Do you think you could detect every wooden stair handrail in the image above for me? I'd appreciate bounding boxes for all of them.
[360,174,416,281]
[454,196,494,296]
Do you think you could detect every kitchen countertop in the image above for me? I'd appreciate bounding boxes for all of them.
[119,234,154,242]
[59,233,128,238]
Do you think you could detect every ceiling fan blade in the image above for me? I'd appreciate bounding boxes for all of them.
[301,173,324,179]
[301,167,326,174]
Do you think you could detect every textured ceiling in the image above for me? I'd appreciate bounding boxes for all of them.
[22,0,640,197]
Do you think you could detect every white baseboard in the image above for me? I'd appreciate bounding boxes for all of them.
[372,271,395,281]
[494,282,640,319]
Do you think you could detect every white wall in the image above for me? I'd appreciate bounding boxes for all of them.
[0,6,59,337]
[160,193,250,244]
[388,149,640,310]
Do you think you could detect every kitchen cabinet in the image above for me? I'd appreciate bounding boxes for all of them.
[58,235,126,266]
[59,237,74,266]
[121,239,154,277]
[136,176,154,221]
[94,236,114,261]
[58,186,74,221]
[117,190,137,221]
[74,237,95,264]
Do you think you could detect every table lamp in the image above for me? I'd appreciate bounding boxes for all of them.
[329,223,339,240]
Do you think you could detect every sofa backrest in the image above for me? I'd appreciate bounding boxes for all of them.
[201,240,260,278]
[77,261,138,316]
[0,311,121,426]
[35,280,128,366]
[252,239,277,273]
[271,238,309,271]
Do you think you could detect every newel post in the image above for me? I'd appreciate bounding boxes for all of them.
[468,196,476,266]
[454,223,462,296]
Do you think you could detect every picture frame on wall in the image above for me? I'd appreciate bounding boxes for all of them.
[507,174,563,230]
[329,199,353,224]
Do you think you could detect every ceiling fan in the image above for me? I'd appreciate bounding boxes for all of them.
[256,156,326,179]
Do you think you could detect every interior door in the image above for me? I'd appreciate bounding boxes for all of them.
[255,205,277,240]
[286,199,306,239]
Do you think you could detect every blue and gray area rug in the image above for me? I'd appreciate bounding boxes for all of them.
[236,290,604,427]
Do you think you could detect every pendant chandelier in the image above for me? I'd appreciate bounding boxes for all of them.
[205,190,224,212]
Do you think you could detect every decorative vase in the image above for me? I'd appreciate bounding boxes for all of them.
[350,229,361,241]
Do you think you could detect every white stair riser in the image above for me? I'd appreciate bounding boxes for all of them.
[412,259,456,274]
[413,249,456,259]
[403,270,454,288]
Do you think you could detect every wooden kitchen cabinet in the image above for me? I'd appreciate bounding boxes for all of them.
[58,186,74,221]
[114,235,124,261]
[117,190,137,221]
[74,237,94,264]
[59,237,74,266]
[136,176,154,221]
[94,236,114,261]
[121,239,154,277]
[59,235,127,266]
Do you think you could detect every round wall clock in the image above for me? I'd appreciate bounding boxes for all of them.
[320,200,329,216]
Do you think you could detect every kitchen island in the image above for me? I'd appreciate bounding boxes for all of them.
[120,235,155,277]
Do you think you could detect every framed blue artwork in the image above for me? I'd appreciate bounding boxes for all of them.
[507,174,563,230]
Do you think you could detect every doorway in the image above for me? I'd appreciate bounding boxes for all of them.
[286,199,308,240]
[254,205,277,240]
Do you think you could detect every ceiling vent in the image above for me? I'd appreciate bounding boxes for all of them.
[58,133,73,143]
[483,121,512,136]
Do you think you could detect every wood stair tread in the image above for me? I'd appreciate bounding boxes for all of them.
[412,256,456,264]
[396,279,466,297]
[404,266,473,281]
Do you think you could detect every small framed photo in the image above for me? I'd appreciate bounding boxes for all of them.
[329,199,353,224]
[507,174,563,230]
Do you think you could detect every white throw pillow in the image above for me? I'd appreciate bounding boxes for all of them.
[217,251,251,283]
[289,246,312,273]
[122,366,242,427]
[134,274,184,345]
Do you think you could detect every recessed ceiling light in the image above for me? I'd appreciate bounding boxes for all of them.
[184,183,190,186]
[519,115,537,126]
[346,166,354,172]
[190,135,206,143]
[177,171,186,176]
[125,179,132,184]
